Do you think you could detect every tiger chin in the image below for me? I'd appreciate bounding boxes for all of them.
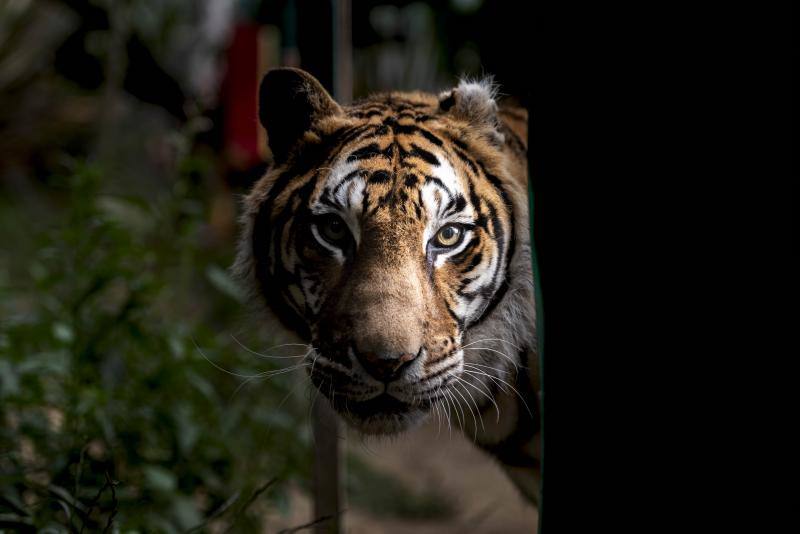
[234,68,541,504]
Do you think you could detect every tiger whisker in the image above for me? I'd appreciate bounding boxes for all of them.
[445,387,465,433]
[438,384,454,437]
[462,366,534,418]
[463,360,514,376]
[427,381,447,438]
[275,372,312,411]
[308,347,323,378]
[432,394,443,438]
[307,375,324,425]
[252,363,311,378]
[194,339,303,379]
[456,375,501,424]
[230,334,311,360]
[462,364,512,394]
[462,347,524,370]
[230,362,312,399]
[461,337,524,352]
[453,380,483,440]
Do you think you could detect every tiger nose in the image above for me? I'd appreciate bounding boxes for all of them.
[357,349,420,382]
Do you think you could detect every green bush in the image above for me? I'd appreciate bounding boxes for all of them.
[0,156,312,532]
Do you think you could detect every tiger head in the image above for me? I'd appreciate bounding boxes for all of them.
[236,68,531,435]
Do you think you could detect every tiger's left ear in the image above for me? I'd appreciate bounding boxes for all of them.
[439,77,504,145]
[258,68,342,163]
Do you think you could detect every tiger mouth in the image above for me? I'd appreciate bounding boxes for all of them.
[345,393,411,418]
[324,391,431,435]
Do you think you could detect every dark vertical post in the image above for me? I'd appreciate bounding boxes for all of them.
[311,400,343,534]
[333,0,352,104]
[312,4,351,534]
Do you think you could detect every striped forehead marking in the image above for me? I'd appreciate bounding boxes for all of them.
[311,147,474,252]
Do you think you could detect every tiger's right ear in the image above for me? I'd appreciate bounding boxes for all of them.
[258,68,342,163]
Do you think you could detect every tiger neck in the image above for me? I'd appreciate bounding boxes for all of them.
[459,108,539,445]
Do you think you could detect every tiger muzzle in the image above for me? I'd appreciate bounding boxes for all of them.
[354,347,421,382]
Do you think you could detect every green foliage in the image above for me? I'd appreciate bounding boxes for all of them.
[0,155,312,532]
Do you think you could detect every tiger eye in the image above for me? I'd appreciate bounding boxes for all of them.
[435,225,461,247]
[320,216,347,243]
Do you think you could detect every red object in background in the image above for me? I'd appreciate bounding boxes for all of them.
[222,24,263,171]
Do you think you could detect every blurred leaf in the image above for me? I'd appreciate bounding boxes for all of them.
[96,196,154,234]
[171,495,203,531]
[16,350,69,376]
[168,335,185,359]
[51,322,74,344]
[143,465,177,493]
[172,403,199,454]
[0,359,20,397]
[205,264,245,303]
[186,370,217,402]
[30,261,48,283]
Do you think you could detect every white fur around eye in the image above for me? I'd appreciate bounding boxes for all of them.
[420,158,475,250]
[310,224,346,264]
[312,157,364,245]
[432,229,473,268]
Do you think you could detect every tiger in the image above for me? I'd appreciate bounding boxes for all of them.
[234,68,540,504]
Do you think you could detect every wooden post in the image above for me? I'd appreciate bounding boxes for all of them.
[312,400,344,534]
[332,0,353,105]
[312,2,351,533]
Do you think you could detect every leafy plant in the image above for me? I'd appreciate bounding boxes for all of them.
[0,154,313,532]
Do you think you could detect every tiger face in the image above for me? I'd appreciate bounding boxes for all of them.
[237,68,520,435]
